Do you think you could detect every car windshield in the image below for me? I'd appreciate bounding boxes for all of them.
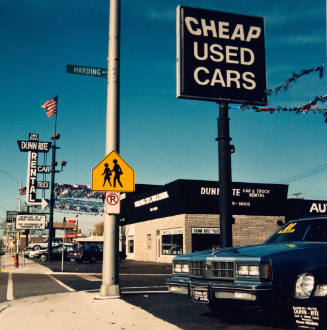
[266,220,327,244]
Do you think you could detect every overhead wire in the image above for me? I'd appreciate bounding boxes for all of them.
[274,163,327,184]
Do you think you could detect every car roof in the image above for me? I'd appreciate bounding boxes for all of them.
[289,216,327,223]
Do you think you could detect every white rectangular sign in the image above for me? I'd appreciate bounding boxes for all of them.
[105,192,121,214]
[16,214,46,229]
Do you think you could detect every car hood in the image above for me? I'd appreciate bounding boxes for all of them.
[174,242,324,261]
[211,242,323,258]
[173,249,213,261]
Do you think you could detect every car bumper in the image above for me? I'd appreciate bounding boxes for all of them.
[166,275,191,295]
[210,281,276,304]
[166,275,276,304]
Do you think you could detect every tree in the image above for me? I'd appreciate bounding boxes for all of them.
[92,222,104,236]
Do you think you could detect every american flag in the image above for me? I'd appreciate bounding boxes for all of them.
[19,187,26,195]
[41,96,57,117]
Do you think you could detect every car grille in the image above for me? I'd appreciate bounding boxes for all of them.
[211,261,235,279]
[190,261,205,277]
[190,260,235,279]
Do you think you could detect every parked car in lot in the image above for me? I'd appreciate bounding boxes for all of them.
[24,248,47,259]
[26,238,73,251]
[67,244,102,263]
[25,246,73,262]
[166,216,327,323]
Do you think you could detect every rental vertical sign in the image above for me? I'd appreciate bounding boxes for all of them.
[17,133,50,207]
[177,6,267,105]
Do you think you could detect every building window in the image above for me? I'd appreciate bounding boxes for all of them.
[147,234,151,249]
[128,239,134,253]
[161,228,183,255]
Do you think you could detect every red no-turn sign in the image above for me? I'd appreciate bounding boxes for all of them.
[105,192,121,214]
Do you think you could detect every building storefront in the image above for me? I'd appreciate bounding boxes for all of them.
[121,179,289,263]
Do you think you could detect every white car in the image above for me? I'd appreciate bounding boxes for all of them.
[27,238,73,251]
[24,248,47,259]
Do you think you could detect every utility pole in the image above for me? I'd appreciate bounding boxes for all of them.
[217,102,233,247]
[47,134,59,261]
[100,0,121,297]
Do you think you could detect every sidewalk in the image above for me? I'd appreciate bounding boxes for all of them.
[0,291,180,330]
[0,254,179,330]
[0,253,53,274]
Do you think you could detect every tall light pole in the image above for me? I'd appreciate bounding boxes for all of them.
[47,134,67,261]
[100,0,121,297]
[47,133,59,261]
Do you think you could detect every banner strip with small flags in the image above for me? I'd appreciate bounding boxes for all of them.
[235,95,327,122]
[265,64,325,96]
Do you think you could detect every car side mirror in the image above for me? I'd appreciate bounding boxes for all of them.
[277,220,285,227]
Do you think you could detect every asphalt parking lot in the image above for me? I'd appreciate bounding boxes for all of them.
[33,258,172,274]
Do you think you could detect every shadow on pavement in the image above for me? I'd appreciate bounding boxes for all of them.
[121,293,297,330]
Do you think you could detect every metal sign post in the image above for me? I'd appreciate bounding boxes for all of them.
[217,103,233,247]
[100,0,121,298]
[61,217,66,272]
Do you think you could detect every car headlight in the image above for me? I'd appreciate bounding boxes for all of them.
[294,273,315,299]
[236,264,260,277]
[174,263,189,274]
[181,263,189,273]
[174,264,182,273]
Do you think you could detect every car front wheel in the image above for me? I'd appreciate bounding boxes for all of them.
[39,254,47,262]
[33,245,41,251]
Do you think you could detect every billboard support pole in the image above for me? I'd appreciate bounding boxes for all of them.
[100,0,120,298]
[217,102,233,247]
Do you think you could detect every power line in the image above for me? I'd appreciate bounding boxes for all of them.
[274,163,327,184]
[0,170,20,185]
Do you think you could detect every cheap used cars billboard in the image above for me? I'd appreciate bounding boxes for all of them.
[177,6,267,105]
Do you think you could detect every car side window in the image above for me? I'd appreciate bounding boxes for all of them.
[306,223,327,242]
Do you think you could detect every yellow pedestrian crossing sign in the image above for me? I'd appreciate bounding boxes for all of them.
[91,151,135,192]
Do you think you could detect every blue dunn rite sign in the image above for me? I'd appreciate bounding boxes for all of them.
[177,6,267,105]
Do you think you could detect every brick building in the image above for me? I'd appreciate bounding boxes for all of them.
[120,179,288,263]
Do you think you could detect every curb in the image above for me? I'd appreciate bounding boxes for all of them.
[0,267,11,273]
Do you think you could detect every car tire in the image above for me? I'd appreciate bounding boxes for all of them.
[33,245,41,251]
[40,254,47,262]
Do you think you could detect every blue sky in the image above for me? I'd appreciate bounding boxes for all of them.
[0,0,326,232]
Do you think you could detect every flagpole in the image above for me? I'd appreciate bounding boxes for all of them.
[54,95,58,137]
